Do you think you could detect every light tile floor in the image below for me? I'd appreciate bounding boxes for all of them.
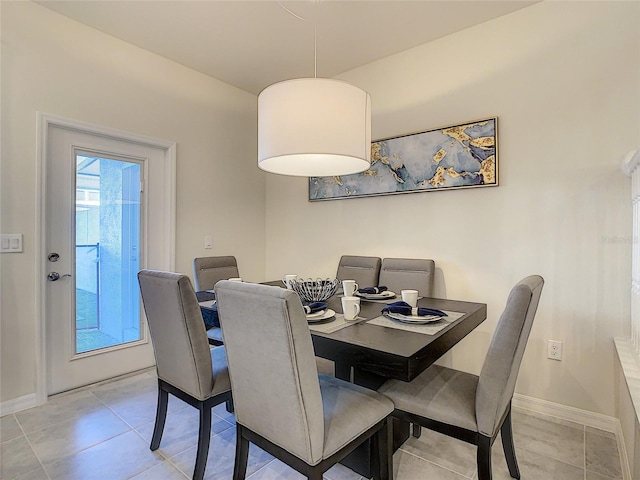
[1,368,624,480]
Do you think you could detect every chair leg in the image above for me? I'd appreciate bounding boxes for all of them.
[412,423,421,438]
[193,405,212,480]
[372,419,392,480]
[233,424,250,480]
[500,408,521,479]
[150,382,169,450]
[477,435,493,480]
[308,470,324,480]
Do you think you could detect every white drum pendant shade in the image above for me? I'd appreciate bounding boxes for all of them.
[258,78,371,177]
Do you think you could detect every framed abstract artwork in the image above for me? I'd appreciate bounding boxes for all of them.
[309,117,498,201]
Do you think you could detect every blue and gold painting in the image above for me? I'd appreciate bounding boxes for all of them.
[309,117,498,201]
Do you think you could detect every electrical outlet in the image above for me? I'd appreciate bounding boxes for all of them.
[547,340,563,360]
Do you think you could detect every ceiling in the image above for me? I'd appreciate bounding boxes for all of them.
[37,1,537,95]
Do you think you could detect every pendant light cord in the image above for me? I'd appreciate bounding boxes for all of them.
[314,0,318,78]
[278,1,317,78]
[278,2,305,20]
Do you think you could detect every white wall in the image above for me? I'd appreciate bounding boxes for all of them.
[264,1,640,416]
[0,2,264,403]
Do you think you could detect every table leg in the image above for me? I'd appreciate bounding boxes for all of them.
[334,366,410,477]
[352,367,410,450]
[334,362,351,382]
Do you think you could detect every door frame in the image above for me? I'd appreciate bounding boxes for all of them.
[35,112,176,405]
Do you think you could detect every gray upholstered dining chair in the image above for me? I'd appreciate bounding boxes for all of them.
[214,280,394,480]
[192,256,239,345]
[137,270,232,480]
[332,255,378,377]
[192,255,239,291]
[378,275,544,480]
[377,257,435,297]
[336,255,381,289]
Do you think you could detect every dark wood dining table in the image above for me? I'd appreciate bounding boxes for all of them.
[198,283,486,476]
[310,291,486,475]
[314,294,486,386]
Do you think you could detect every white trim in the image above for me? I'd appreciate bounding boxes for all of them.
[619,145,640,480]
[615,337,640,480]
[166,142,177,271]
[615,338,640,417]
[35,112,176,407]
[37,112,176,150]
[513,392,631,480]
[0,394,38,417]
[35,112,48,406]
[513,392,619,432]
[621,147,640,177]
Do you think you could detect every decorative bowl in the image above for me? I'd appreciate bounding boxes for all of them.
[290,278,340,303]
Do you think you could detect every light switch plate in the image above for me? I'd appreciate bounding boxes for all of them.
[1,234,23,253]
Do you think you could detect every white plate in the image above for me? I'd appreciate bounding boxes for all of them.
[307,309,336,323]
[356,290,396,300]
[385,312,445,325]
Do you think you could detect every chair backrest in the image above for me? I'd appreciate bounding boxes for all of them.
[192,256,239,291]
[377,258,435,297]
[137,269,216,400]
[336,255,381,288]
[476,275,544,437]
[214,280,324,465]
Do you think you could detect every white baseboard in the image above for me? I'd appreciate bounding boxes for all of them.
[0,393,38,417]
[513,393,618,432]
[513,393,631,480]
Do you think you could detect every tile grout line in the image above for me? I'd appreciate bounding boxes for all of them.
[9,372,625,480]
[142,410,236,461]
[397,446,474,479]
[114,394,237,478]
[88,390,192,480]
[153,455,191,480]
[244,458,279,480]
[12,413,53,480]
[584,425,587,480]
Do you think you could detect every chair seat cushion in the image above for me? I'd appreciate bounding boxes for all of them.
[319,374,394,460]
[210,346,231,397]
[378,365,478,432]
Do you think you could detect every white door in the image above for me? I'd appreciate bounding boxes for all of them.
[44,120,174,395]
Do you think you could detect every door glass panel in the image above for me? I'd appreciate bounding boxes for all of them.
[75,154,141,354]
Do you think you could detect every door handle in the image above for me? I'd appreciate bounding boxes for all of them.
[47,272,72,281]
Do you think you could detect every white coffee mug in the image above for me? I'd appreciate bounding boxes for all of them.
[401,289,419,307]
[282,274,297,289]
[229,277,243,282]
[341,296,361,321]
[342,279,359,296]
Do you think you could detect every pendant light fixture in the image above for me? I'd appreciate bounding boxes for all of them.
[257,5,371,177]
